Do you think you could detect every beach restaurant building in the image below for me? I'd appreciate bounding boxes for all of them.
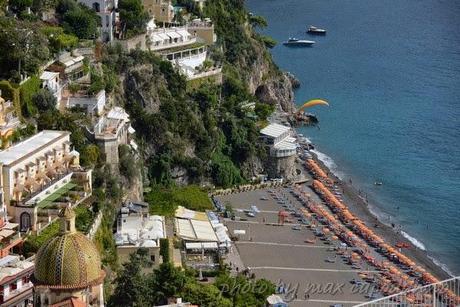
[260,123,297,158]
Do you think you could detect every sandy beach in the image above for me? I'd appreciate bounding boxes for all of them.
[309,152,450,281]
[215,136,452,305]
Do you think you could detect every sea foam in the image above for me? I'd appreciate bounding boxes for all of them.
[310,149,345,179]
[401,231,426,251]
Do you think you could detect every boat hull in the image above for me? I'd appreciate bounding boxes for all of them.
[307,30,326,35]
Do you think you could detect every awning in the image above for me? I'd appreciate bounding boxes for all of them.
[157,33,170,41]
[151,34,163,42]
[0,229,16,239]
[167,31,181,39]
[185,242,218,250]
[178,30,191,38]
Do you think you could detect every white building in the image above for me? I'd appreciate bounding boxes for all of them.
[115,203,165,268]
[39,71,63,107]
[0,255,34,307]
[148,26,196,52]
[0,131,91,232]
[260,123,297,158]
[77,0,116,41]
[68,89,106,116]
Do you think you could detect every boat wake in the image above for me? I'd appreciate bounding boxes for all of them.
[310,149,345,179]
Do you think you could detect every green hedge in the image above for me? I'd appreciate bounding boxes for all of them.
[0,80,21,118]
[159,238,170,263]
[146,185,213,217]
[19,75,41,116]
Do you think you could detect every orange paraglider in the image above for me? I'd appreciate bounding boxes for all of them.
[298,99,329,113]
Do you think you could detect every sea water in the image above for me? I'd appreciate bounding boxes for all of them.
[246,0,460,275]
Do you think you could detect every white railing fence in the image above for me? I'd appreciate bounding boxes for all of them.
[355,276,460,307]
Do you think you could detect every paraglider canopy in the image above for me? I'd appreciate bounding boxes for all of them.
[297,99,329,113]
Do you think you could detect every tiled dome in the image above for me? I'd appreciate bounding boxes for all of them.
[34,207,104,289]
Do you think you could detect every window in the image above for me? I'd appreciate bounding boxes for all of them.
[93,2,100,12]
[66,220,71,231]
[150,255,155,262]
[20,212,31,232]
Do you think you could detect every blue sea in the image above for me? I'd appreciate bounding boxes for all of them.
[246,0,460,275]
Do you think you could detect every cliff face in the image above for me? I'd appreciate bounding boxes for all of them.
[233,37,296,113]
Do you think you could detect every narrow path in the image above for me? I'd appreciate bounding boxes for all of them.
[236,241,330,249]
[250,266,380,273]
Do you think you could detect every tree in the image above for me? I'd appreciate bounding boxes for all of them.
[118,0,149,37]
[182,283,232,307]
[81,144,100,166]
[56,0,77,15]
[8,0,33,13]
[0,17,50,81]
[62,5,100,39]
[148,263,187,304]
[32,88,56,111]
[41,26,78,53]
[108,250,150,307]
[249,15,268,28]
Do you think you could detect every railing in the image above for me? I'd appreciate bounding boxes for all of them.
[87,210,103,240]
[354,276,460,307]
[187,67,222,81]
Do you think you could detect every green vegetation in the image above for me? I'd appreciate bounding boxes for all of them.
[0,17,50,81]
[145,185,212,216]
[19,75,41,116]
[32,88,57,112]
[109,251,274,307]
[119,144,137,183]
[58,0,100,39]
[0,80,21,116]
[159,238,170,263]
[23,204,95,255]
[40,26,78,54]
[118,0,149,38]
[257,34,277,49]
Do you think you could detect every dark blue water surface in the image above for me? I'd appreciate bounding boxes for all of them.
[246,0,460,275]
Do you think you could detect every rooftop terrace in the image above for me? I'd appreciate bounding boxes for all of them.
[0,130,69,165]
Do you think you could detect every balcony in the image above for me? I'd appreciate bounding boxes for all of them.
[12,170,73,207]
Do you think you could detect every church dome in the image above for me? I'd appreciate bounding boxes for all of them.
[34,206,105,290]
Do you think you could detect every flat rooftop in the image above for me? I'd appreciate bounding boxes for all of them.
[0,255,34,283]
[0,130,69,166]
[260,123,291,138]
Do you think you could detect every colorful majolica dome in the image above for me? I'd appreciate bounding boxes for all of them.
[34,205,105,290]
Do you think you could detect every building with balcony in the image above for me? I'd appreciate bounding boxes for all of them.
[0,92,21,150]
[46,52,87,82]
[39,71,63,108]
[77,0,116,41]
[0,130,92,233]
[148,26,196,52]
[114,201,165,270]
[0,254,34,307]
[142,0,174,23]
[92,107,135,165]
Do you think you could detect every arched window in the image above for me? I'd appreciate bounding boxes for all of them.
[93,2,100,12]
[20,212,31,232]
